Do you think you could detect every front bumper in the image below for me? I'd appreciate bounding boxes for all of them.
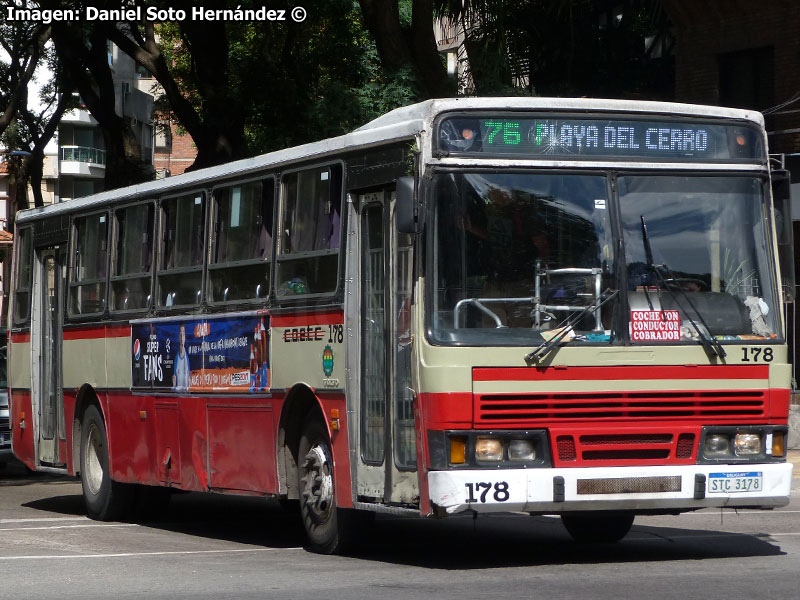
[429,462,793,514]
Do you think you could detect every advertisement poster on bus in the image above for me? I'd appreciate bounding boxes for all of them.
[131,315,270,392]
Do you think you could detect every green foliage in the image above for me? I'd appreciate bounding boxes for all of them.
[152,0,418,154]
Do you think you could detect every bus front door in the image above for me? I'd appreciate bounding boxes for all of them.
[356,190,418,506]
[31,246,66,467]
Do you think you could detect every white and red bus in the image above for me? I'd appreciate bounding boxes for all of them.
[8,98,794,552]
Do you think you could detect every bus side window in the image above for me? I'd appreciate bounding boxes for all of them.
[111,203,154,313]
[276,165,342,298]
[157,192,205,309]
[13,227,33,324]
[208,178,273,304]
[68,212,109,317]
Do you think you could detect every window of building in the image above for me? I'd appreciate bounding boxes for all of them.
[158,192,205,308]
[719,47,774,111]
[13,227,33,324]
[276,164,342,298]
[111,203,154,312]
[73,180,95,198]
[69,212,109,316]
[208,179,274,303]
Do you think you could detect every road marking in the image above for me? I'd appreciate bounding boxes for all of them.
[0,524,138,532]
[628,532,800,541]
[0,548,302,561]
[0,517,88,524]
[679,509,800,516]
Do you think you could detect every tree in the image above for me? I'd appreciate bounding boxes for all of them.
[0,1,51,137]
[48,14,152,189]
[109,0,424,165]
[0,1,59,228]
[107,1,249,169]
[435,0,673,98]
[358,0,455,98]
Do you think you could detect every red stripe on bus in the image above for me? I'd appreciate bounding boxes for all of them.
[10,332,30,343]
[769,387,791,420]
[63,325,131,341]
[473,365,770,382]
[419,392,473,426]
[271,311,344,327]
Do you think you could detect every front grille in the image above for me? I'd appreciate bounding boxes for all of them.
[475,390,766,425]
[553,431,697,465]
[557,436,577,461]
[576,476,682,495]
[676,433,695,458]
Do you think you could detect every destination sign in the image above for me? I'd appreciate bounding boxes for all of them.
[437,116,764,161]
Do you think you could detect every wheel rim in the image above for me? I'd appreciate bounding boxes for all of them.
[84,423,104,496]
[300,444,334,525]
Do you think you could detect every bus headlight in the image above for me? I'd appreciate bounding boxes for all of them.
[734,433,762,456]
[705,433,731,457]
[508,439,536,461]
[475,437,504,461]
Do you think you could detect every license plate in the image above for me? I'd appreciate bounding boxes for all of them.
[708,471,763,493]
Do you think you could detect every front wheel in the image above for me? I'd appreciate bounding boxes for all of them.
[298,420,355,554]
[80,404,134,521]
[561,512,635,543]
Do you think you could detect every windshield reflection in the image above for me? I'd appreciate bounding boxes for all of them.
[430,172,615,345]
[429,172,779,348]
[620,175,778,341]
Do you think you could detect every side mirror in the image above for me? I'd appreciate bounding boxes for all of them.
[770,169,795,302]
[396,176,421,234]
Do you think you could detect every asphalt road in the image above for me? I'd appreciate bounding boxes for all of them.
[1,457,799,600]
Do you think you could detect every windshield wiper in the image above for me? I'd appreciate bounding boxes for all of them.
[640,216,726,360]
[526,289,618,363]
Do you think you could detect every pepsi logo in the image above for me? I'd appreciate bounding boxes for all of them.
[133,339,141,360]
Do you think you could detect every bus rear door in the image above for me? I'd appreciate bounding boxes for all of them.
[31,245,66,467]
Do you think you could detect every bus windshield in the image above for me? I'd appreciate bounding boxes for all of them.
[621,175,778,343]
[429,172,779,346]
[430,172,616,345]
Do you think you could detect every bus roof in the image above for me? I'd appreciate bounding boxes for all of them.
[17,97,765,224]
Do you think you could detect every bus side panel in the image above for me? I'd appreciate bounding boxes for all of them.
[317,393,352,509]
[101,392,161,487]
[207,403,275,493]
[63,390,77,475]
[8,334,34,469]
[10,390,34,470]
[101,392,283,495]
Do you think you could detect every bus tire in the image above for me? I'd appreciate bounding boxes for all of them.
[80,404,134,521]
[561,512,635,543]
[298,420,351,554]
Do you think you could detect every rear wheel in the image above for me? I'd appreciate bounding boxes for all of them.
[561,512,635,543]
[80,404,134,521]
[298,419,353,554]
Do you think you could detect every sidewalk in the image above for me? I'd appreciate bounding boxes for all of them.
[789,450,800,476]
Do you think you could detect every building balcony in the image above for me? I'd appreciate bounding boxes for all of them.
[60,146,106,178]
[61,108,98,125]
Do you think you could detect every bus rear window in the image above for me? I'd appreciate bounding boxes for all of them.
[13,228,32,324]
[69,213,110,316]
